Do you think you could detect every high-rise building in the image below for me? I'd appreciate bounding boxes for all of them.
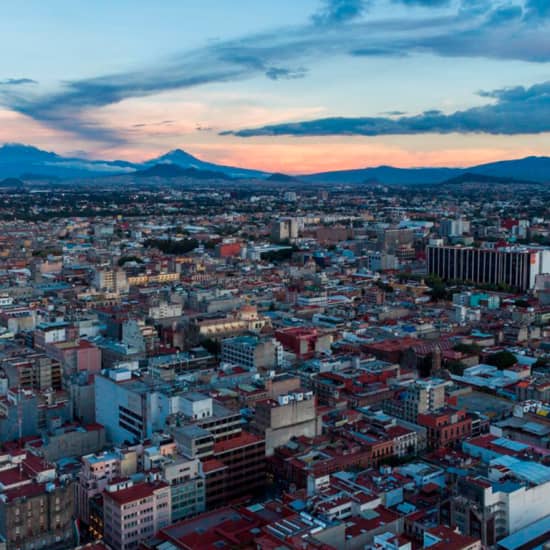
[271,218,298,242]
[92,269,129,294]
[440,218,470,238]
[427,245,550,291]
[378,227,414,253]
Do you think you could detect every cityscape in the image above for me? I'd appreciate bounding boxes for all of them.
[0,2,550,550]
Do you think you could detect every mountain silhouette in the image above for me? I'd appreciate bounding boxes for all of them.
[0,143,549,184]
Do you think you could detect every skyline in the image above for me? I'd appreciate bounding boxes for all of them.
[1,0,549,173]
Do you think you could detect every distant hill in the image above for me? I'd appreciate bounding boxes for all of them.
[267,172,301,182]
[0,142,548,184]
[301,157,550,185]
[144,149,267,179]
[440,172,535,186]
[301,166,462,185]
[0,143,268,180]
[135,163,231,180]
[0,177,24,189]
[20,172,61,181]
[466,156,550,182]
[0,143,136,179]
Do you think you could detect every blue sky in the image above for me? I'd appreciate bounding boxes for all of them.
[0,0,549,172]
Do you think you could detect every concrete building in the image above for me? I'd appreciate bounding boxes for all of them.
[221,335,283,370]
[102,479,171,550]
[1,347,62,391]
[378,227,414,253]
[76,450,124,529]
[386,378,447,423]
[168,393,266,508]
[452,437,550,546]
[45,339,102,377]
[0,453,75,550]
[427,245,550,291]
[417,408,472,449]
[275,327,333,359]
[161,457,205,522]
[253,391,319,455]
[187,306,269,345]
[95,372,236,446]
[440,218,471,238]
[271,218,298,242]
[92,269,129,294]
[0,388,39,441]
[364,252,399,272]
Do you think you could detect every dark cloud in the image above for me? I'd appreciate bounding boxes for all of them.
[394,0,450,6]
[0,78,37,86]
[524,0,550,19]
[265,66,308,80]
[222,80,550,137]
[380,110,408,115]
[132,120,174,128]
[312,0,369,25]
[486,4,523,25]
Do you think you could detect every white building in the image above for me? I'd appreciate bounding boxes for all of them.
[221,335,283,370]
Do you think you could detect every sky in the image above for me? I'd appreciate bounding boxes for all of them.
[0,0,549,173]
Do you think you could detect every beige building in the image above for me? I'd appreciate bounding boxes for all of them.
[253,391,320,456]
[92,269,129,294]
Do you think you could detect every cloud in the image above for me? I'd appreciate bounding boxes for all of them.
[132,120,174,128]
[380,110,408,115]
[0,78,37,86]
[265,66,308,80]
[394,0,450,5]
[1,0,549,145]
[351,47,407,57]
[222,80,550,137]
[312,0,369,25]
[459,0,492,15]
[196,124,214,132]
[524,0,550,19]
[486,4,523,24]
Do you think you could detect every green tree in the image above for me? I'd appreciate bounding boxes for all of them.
[453,343,481,355]
[447,360,467,375]
[200,338,221,356]
[486,351,517,370]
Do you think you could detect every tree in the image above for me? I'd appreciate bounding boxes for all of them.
[426,274,449,301]
[118,255,143,266]
[447,360,467,375]
[200,338,221,356]
[453,343,481,355]
[143,238,198,255]
[486,351,517,370]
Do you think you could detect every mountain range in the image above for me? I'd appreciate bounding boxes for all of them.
[0,143,548,184]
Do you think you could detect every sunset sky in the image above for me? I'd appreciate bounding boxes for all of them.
[1,0,549,173]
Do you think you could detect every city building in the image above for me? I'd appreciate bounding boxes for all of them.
[427,245,550,291]
[221,335,283,370]
[102,478,171,550]
[252,391,320,455]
